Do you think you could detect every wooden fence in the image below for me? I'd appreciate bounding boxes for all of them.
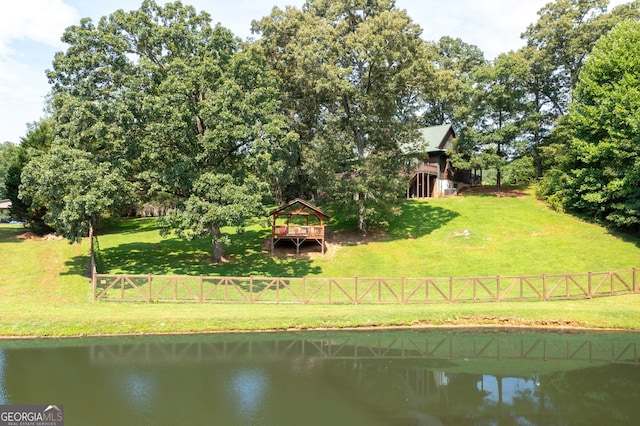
[93,269,639,303]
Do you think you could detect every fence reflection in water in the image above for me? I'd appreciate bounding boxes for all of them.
[3,330,640,425]
[88,331,640,366]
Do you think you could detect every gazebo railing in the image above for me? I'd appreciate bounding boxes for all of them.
[272,225,325,238]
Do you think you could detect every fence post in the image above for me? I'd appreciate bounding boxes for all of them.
[449,277,453,302]
[355,277,359,305]
[249,276,253,303]
[542,274,547,301]
[92,270,97,301]
[588,272,592,298]
[199,275,203,302]
[473,278,477,301]
[611,272,615,295]
[148,274,152,302]
[496,275,500,301]
[302,276,307,304]
[634,268,638,293]
[401,277,405,304]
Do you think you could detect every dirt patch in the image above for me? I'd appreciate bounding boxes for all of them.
[412,315,584,329]
[460,186,529,198]
[17,232,62,241]
[263,228,388,260]
[17,232,38,240]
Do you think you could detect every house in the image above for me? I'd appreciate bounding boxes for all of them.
[0,199,11,211]
[405,124,480,198]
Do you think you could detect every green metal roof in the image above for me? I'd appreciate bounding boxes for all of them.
[401,124,455,155]
[418,124,455,151]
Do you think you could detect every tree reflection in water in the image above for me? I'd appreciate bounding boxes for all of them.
[0,329,639,425]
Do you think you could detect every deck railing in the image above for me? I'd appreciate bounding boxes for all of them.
[93,269,639,303]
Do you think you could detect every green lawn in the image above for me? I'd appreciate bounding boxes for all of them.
[95,187,640,278]
[2,186,640,337]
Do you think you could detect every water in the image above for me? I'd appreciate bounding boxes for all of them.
[0,329,639,425]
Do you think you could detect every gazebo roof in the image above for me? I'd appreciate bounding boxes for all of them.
[269,198,331,220]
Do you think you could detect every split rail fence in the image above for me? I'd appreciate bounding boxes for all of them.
[93,268,639,304]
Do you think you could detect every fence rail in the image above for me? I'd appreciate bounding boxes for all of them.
[93,269,639,303]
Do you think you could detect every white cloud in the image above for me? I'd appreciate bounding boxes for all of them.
[0,0,79,55]
[0,0,79,142]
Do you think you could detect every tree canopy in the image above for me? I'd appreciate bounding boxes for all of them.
[253,0,434,232]
[20,0,293,259]
[540,19,640,231]
[13,0,640,250]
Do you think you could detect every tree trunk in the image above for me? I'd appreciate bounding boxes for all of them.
[210,224,223,263]
[357,192,367,235]
[496,140,502,192]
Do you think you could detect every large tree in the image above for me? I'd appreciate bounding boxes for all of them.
[21,146,126,242]
[472,51,534,190]
[540,20,640,231]
[31,1,292,256]
[159,173,267,262]
[0,142,19,200]
[522,0,640,176]
[5,119,55,234]
[254,0,433,233]
[422,36,486,128]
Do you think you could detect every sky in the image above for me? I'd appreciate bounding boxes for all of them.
[0,0,629,144]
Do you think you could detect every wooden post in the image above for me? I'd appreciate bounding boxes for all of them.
[542,274,547,301]
[588,272,592,298]
[449,276,453,302]
[174,277,178,301]
[92,272,97,302]
[302,276,307,304]
[611,272,615,295]
[355,277,359,304]
[148,274,152,302]
[199,275,203,302]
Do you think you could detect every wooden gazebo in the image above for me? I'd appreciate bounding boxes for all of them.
[269,199,331,255]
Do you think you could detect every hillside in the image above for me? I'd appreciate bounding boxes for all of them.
[3,186,640,336]
[93,186,640,278]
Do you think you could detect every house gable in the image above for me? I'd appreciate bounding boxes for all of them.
[418,124,456,151]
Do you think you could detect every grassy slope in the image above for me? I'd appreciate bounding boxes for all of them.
[2,187,640,337]
[96,188,639,278]
[317,193,639,277]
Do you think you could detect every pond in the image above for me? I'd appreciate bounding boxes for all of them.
[1,328,639,425]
